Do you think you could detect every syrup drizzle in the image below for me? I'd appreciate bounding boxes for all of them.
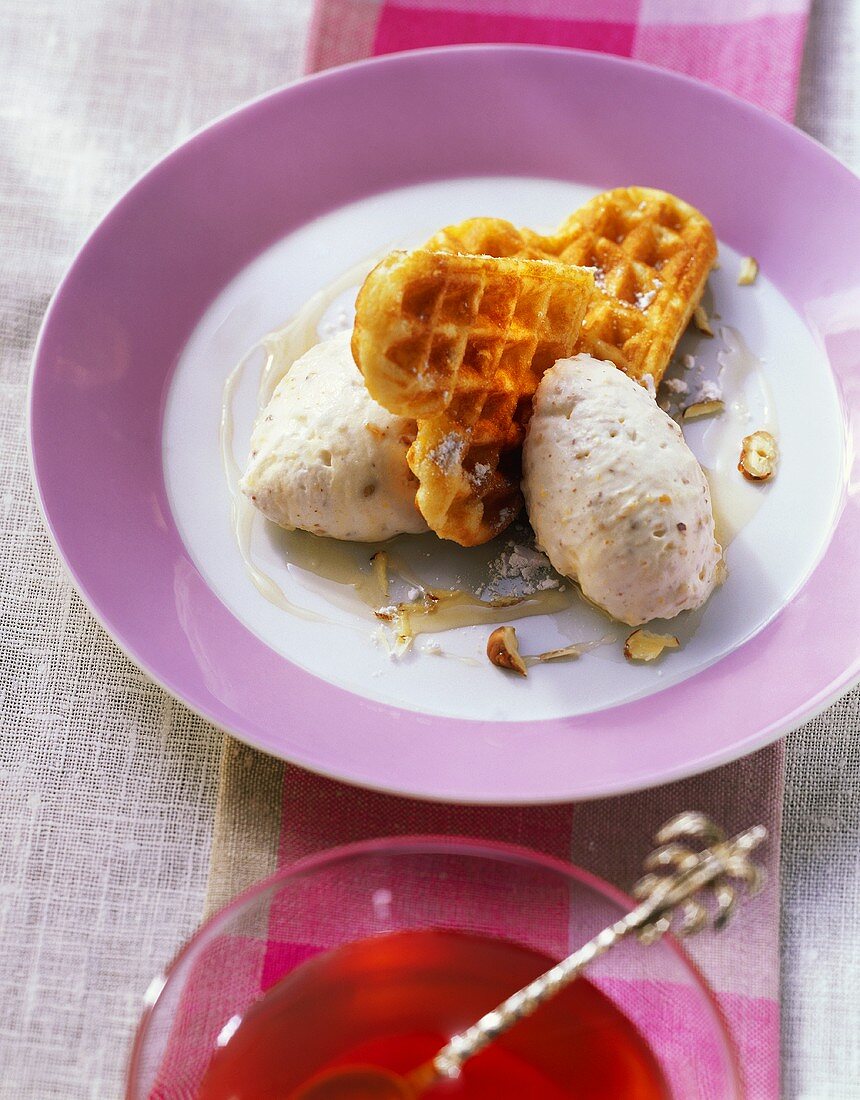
[220,265,776,652]
[699,325,778,547]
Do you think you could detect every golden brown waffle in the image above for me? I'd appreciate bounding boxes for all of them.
[352,249,593,546]
[426,187,717,387]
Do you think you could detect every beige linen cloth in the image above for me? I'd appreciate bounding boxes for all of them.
[0,1,857,1097]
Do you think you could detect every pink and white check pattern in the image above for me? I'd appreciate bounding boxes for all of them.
[308,0,809,120]
[257,5,811,1096]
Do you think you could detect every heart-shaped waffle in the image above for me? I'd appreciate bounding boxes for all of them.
[352,249,594,546]
[426,186,718,388]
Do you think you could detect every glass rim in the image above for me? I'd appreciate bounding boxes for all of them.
[126,834,742,1097]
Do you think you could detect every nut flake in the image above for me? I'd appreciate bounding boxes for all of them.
[683,399,725,421]
[377,605,414,654]
[693,305,714,336]
[737,257,759,286]
[487,626,528,676]
[624,629,680,662]
[739,430,778,481]
[370,550,389,598]
[529,635,616,664]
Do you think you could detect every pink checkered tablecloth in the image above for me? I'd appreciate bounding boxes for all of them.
[309,0,809,121]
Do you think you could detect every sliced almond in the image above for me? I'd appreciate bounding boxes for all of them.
[374,604,414,655]
[624,629,680,662]
[683,398,725,421]
[529,636,615,664]
[739,430,778,481]
[393,611,414,654]
[487,626,527,677]
[693,305,714,336]
[737,257,759,286]
[370,550,389,598]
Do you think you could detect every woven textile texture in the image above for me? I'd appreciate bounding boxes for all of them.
[0,1,857,1097]
[0,4,312,1097]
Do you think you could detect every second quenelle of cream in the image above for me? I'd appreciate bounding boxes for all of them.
[523,354,724,627]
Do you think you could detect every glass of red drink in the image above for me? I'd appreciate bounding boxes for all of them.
[127,837,741,1099]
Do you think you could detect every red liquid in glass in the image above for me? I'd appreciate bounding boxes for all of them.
[198,930,668,1099]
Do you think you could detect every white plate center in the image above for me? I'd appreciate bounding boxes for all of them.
[163,178,843,722]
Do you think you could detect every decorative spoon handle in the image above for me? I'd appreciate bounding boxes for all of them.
[428,814,767,1082]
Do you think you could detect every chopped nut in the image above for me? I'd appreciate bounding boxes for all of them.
[532,644,586,663]
[739,430,778,481]
[624,629,680,662]
[529,636,614,664]
[738,257,759,286]
[374,604,414,654]
[693,305,714,336]
[370,550,389,598]
[421,591,440,613]
[393,617,414,655]
[683,398,725,421]
[487,626,527,676]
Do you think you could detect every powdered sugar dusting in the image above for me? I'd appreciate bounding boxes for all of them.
[480,540,562,599]
[428,432,465,470]
[582,264,607,291]
[469,461,491,488]
[698,378,723,403]
[634,280,662,311]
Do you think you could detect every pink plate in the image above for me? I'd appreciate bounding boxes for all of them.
[29,46,860,803]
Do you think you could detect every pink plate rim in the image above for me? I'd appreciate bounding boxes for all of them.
[28,45,860,803]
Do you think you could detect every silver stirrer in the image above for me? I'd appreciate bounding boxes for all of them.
[295,812,767,1099]
[432,812,766,1080]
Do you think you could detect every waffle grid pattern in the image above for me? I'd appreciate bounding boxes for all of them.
[428,187,717,387]
[353,249,593,544]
